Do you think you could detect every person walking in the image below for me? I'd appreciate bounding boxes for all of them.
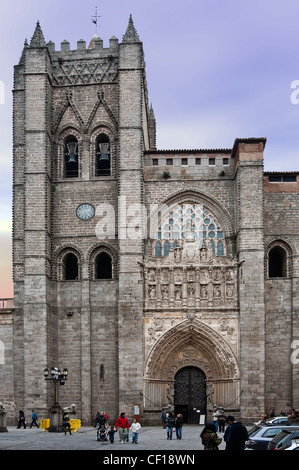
[218,411,226,433]
[212,407,220,432]
[165,412,175,440]
[17,410,26,429]
[62,412,72,435]
[223,415,248,450]
[115,412,130,443]
[107,425,117,443]
[175,413,184,439]
[130,418,141,444]
[30,410,39,428]
[200,423,222,450]
[161,411,166,428]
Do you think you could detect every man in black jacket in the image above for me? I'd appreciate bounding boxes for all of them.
[223,415,249,450]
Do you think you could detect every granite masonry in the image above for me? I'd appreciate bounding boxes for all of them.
[0,17,298,426]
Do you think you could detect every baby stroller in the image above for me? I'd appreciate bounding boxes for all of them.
[97,424,108,442]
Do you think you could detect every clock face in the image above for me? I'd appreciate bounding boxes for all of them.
[76,203,95,220]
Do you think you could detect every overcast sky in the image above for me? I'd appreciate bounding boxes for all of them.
[1,0,299,296]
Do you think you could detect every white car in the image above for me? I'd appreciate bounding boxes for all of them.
[285,438,299,450]
[254,416,288,426]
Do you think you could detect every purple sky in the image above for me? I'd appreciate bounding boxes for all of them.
[1,0,299,296]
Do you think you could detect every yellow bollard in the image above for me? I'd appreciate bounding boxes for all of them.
[40,419,50,432]
[69,419,81,432]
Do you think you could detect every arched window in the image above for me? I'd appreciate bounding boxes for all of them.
[154,203,225,257]
[95,134,110,176]
[64,135,78,178]
[62,253,78,280]
[268,246,287,278]
[95,252,112,279]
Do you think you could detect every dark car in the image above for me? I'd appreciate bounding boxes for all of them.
[245,424,299,450]
[268,428,299,450]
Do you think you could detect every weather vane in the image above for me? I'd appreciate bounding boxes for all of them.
[92,6,101,34]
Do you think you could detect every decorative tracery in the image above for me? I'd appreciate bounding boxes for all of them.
[154,203,225,257]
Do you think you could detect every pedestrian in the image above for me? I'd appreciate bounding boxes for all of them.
[257,413,267,425]
[115,412,130,443]
[223,415,248,450]
[165,411,175,440]
[62,412,72,435]
[161,411,166,428]
[130,418,141,444]
[212,407,220,432]
[17,410,26,429]
[96,411,107,429]
[270,409,276,418]
[107,425,117,443]
[175,413,184,439]
[200,423,222,450]
[218,411,226,433]
[30,409,39,428]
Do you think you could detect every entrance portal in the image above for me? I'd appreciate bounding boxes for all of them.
[174,366,206,424]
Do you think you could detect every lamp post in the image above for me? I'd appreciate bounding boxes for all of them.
[44,367,68,432]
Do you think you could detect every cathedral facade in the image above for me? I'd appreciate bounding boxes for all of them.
[1,17,299,425]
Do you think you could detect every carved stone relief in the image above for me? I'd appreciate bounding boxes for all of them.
[144,237,238,310]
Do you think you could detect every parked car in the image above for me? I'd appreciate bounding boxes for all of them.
[267,417,289,425]
[268,428,299,450]
[253,416,288,426]
[245,424,299,450]
[285,438,299,450]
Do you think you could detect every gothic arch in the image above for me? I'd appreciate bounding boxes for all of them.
[147,189,235,257]
[56,126,83,179]
[145,319,239,382]
[90,125,117,178]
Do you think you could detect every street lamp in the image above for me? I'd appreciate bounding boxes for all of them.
[44,367,68,432]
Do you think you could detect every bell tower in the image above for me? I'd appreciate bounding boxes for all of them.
[12,16,155,424]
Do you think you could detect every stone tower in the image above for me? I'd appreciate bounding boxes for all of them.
[12,17,154,425]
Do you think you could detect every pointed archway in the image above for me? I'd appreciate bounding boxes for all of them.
[144,319,240,414]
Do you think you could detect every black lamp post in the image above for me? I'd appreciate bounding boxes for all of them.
[44,367,68,432]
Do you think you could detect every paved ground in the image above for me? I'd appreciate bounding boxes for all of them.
[0,424,226,451]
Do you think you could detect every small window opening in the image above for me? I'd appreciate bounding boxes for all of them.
[64,136,78,178]
[63,253,78,280]
[95,252,112,279]
[96,134,111,176]
[268,246,287,277]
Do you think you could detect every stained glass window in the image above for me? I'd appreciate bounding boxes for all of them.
[154,203,225,257]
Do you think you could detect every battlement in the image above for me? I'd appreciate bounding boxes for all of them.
[46,34,119,59]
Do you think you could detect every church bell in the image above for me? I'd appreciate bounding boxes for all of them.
[66,141,78,163]
[98,142,110,161]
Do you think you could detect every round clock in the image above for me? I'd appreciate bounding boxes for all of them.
[76,203,95,220]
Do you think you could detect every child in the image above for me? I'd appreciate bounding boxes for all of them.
[130,419,141,444]
[107,425,117,443]
[97,424,107,442]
